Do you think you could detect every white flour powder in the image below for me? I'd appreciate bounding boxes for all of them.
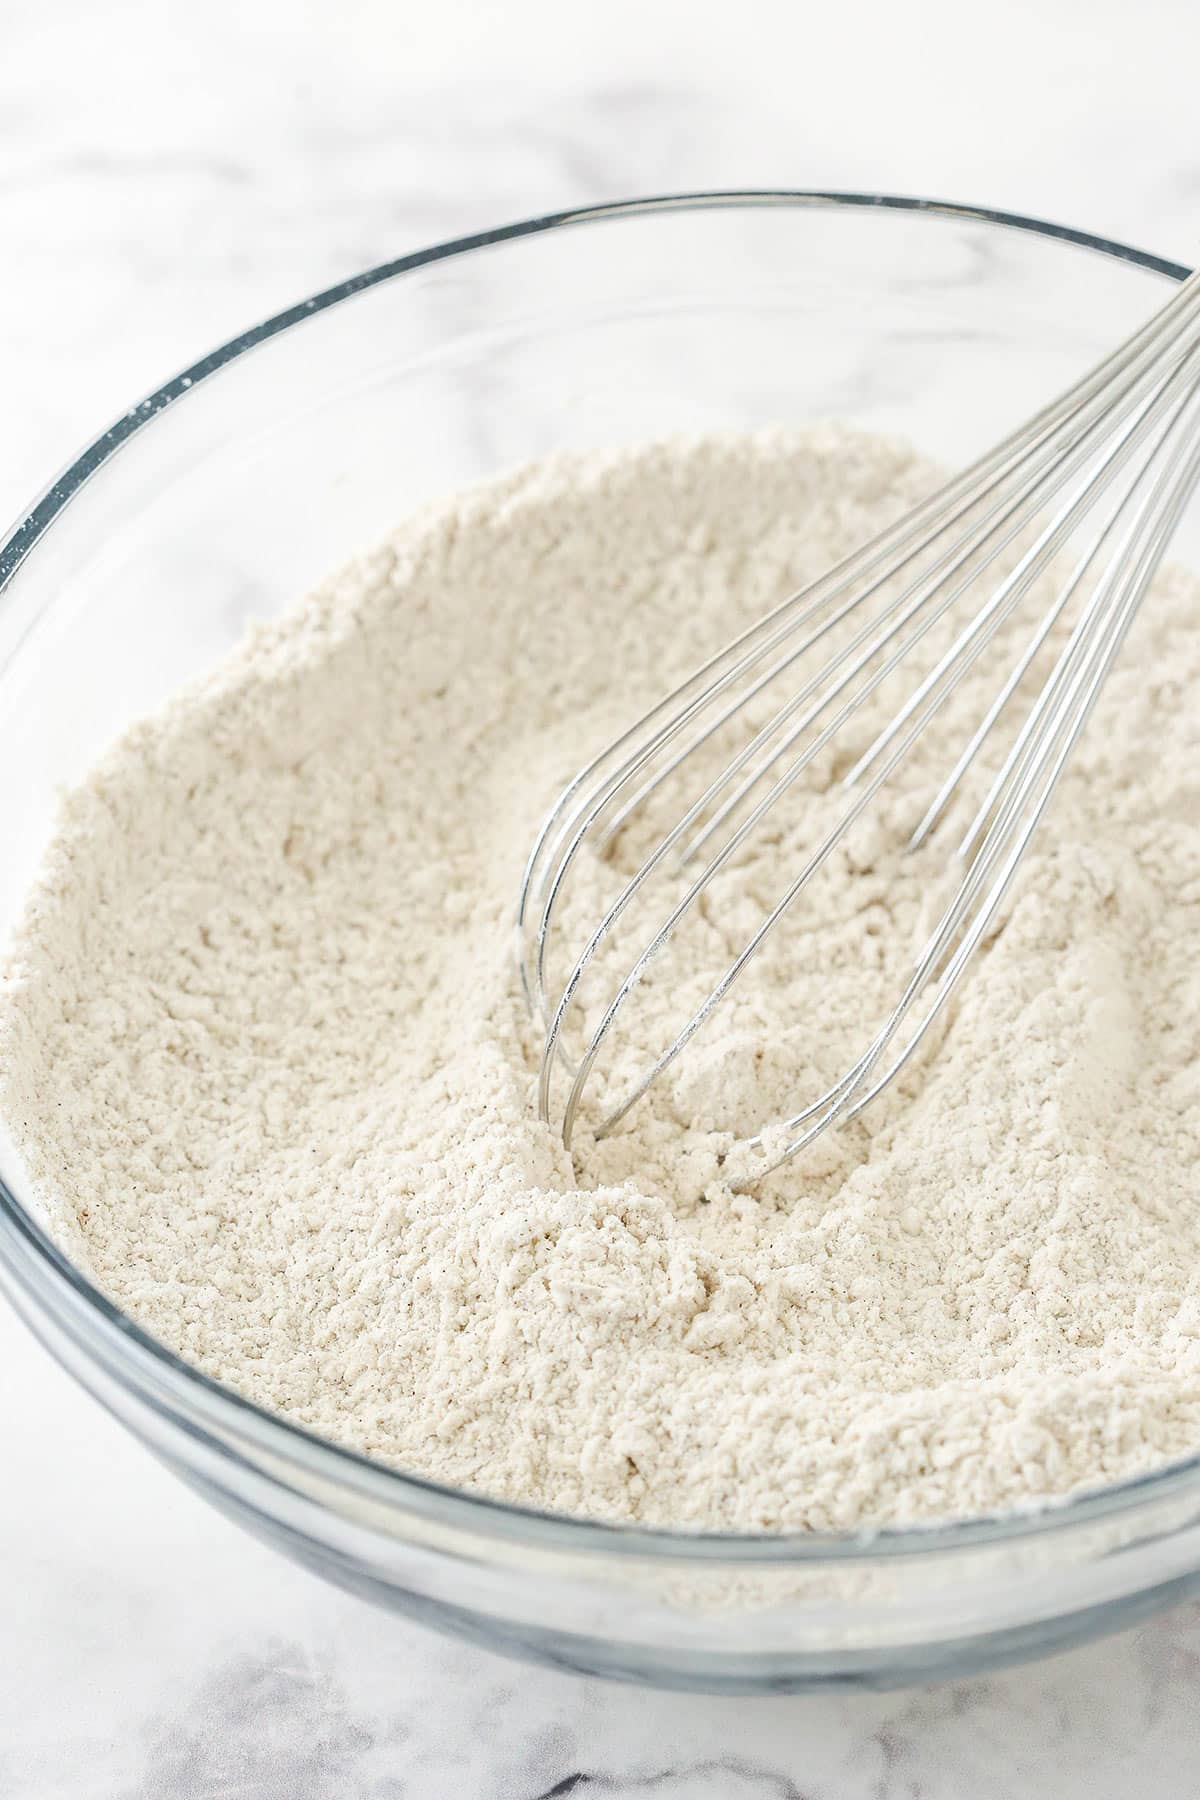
[4,429,1200,1531]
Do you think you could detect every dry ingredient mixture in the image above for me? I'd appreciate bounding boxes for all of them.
[3,428,1200,1532]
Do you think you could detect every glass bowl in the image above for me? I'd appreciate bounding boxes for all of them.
[2,191,1198,1695]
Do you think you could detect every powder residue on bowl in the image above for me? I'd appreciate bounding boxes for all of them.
[4,428,1200,1531]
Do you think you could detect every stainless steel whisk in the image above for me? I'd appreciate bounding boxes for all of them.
[518,266,1200,1184]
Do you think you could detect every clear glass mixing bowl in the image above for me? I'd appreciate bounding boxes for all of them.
[2,192,1198,1694]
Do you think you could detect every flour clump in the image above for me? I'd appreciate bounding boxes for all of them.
[4,428,1199,1532]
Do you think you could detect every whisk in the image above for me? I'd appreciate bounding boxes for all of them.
[518,264,1200,1185]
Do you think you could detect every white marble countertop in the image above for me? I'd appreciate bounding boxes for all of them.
[3,1,1199,1793]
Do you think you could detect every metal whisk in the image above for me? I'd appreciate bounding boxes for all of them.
[518,265,1200,1185]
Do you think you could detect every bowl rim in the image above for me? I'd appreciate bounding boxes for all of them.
[1,187,1196,1565]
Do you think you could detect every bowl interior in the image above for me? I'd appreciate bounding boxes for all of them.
[0,191,1193,1517]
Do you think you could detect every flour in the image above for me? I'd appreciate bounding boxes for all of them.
[4,427,1200,1532]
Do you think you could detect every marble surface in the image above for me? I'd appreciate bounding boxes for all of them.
[3,0,1199,1793]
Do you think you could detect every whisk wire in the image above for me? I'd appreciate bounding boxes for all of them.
[521,267,1200,1178]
